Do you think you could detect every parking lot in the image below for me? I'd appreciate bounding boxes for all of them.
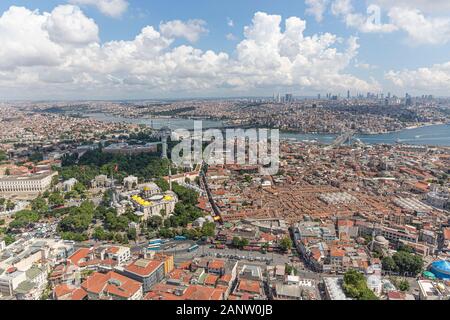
[169,245,292,265]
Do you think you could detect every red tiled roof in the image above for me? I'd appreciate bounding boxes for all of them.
[68,248,92,266]
[387,291,405,300]
[443,228,450,240]
[208,260,225,270]
[125,259,163,277]
[237,279,261,294]
[184,285,224,300]
[54,284,87,300]
[54,284,73,298]
[219,274,232,284]
[177,261,192,270]
[81,271,141,298]
[72,288,88,300]
[204,274,219,286]
[330,247,345,257]
[338,220,354,227]
[106,246,119,254]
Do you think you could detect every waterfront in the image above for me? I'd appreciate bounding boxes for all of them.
[85,112,224,130]
[86,112,450,146]
[282,123,450,146]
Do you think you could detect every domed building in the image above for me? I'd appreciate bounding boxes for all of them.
[430,260,450,280]
[372,235,389,252]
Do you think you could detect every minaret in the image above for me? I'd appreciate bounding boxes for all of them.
[370,223,375,252]
[169,164,172,191]
[162,136,168,159]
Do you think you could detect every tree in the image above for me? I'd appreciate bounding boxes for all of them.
[343,269,378,300]
[6,200,15,211]
[73,182,87,195]
[382,256,397,272]
[127,227,137,241]
[398,279,410,292]
[29,152,44,163]
[9,210,40,230]
[114,233,123,243]
[232,236,241,247]
[392,251,423,276]
[48,192,64,207]
[31,197,48,214]
[0,150,7,162]
[279,236,293,252]
[232,237,249,249]
[163,219,172,229]
[201,222,216,237]
[155,178,170,192]
[148,216,163,230]
[172,183,199,206]
[4,234,16,245]
[93,227,108,241]
[285,264,298,275]
[57,201,95,234]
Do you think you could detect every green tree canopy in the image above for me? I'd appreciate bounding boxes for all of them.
[343,269,378,300]
[279,236,293,252]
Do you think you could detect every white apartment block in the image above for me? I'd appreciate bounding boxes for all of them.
[105,246,131,265]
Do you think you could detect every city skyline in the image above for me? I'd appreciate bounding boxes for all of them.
[0,0,450,100]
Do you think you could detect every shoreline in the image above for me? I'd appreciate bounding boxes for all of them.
[78,110,448,136]
[81,112,450,146]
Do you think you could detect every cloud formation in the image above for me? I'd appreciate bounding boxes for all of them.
[159,19,209,43]
[0,6,379,99]
[69,0,128,18]
[305,0,329,23]
[386,62,450,93]
[306,0,450,45]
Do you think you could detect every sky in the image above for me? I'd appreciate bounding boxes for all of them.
[0,0,450,100]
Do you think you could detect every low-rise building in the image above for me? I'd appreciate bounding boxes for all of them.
[323,277,351,300]
[417,280,449,300]
[81,271,143,300]
[15,266,48,300]
[0,171,57,197]
[120,258,165,292]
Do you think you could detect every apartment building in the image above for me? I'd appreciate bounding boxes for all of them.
[121,258,165,292]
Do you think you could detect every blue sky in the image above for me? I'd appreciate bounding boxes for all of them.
[0,0,450,99]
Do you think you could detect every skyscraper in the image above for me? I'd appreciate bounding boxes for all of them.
[285,94,293,103]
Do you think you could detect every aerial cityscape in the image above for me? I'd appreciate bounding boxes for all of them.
[0,0,449,304]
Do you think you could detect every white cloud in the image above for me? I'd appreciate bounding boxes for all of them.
[373,0,450,14]
[305,0,329,22]
[354,61,377,70]
[0,7,378,99]
[69,0,128,18]
[227,17,234,27]
[0,6,62,70]
[331,0,397,33]
[159,19,208,43]
[386,62,450,93]
[226,33,237,41]
[388,7,450,45]
[45,5,99,46]
[327,0,450,45]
